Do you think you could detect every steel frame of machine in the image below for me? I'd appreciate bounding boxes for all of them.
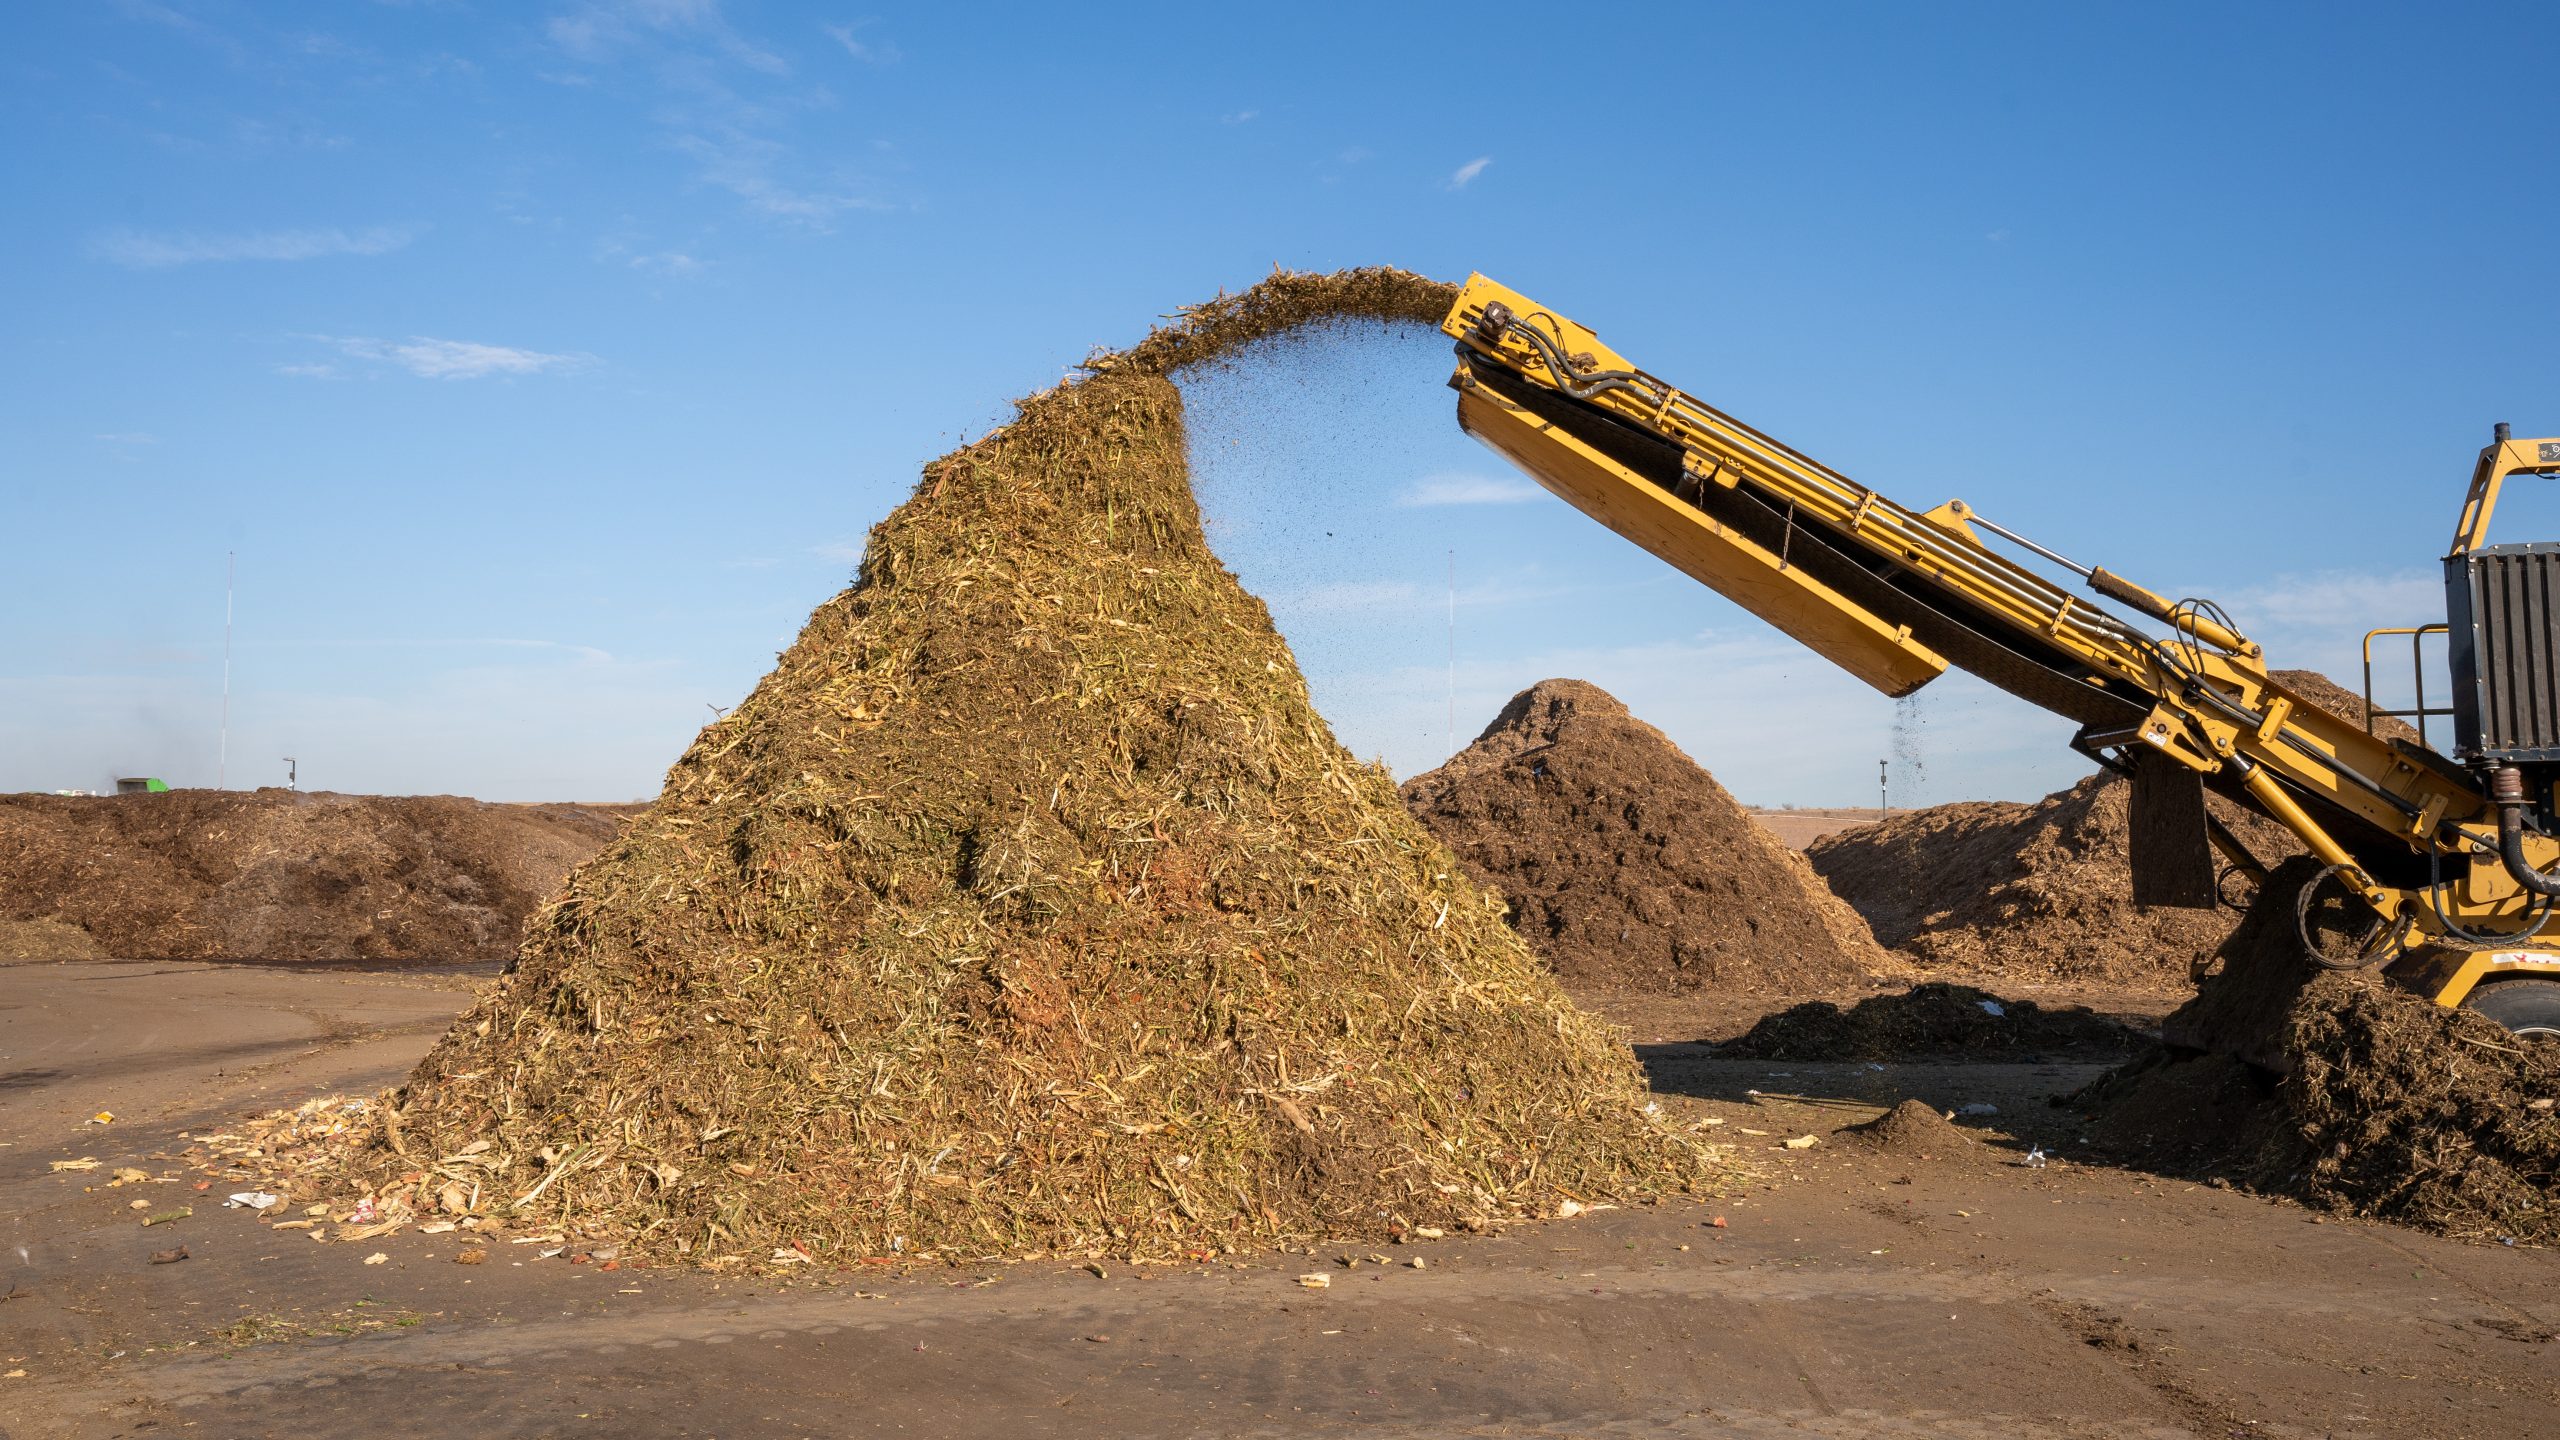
[1440,273,2560,1012]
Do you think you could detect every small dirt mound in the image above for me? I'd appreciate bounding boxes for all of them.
[1844,1098,1987,1162]
[0,791,636,962]
[299,269,1724,1268]
[1400,679,1891,994]
[2073,857,2560,1245]
[1807,671,2405,988]
[1719,982,2147,1062]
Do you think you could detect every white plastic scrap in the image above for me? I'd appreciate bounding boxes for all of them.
[1957,1103,1999,1117]
[225,1192,280,1211]
[1977,1000,2006,1017]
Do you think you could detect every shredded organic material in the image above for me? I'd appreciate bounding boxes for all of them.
[1401,679,1891,995]
[0,791,636,963]
[292,268,1724,1267]
[1807,672,2403,987]
[2077,857,2560,1245]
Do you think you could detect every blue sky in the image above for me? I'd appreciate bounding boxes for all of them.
[5,3,2557,805]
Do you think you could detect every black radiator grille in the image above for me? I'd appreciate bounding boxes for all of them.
[2449,545,2560,762]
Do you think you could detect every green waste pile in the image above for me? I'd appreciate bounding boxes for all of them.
[300,268,1727,1266]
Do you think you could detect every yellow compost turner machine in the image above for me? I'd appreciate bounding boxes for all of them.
[1441,274,2560,1037]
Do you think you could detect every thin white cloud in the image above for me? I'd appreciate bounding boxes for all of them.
[551,1,785,73]
[305,336,594,381]
[1285,575,1576,615]
[672,130,894,226]
[1447,156,1491,189]
[631,249,705,277]
[1293,579,1426,613]
[811,539,865,563]
[2211,568,2440,634]
[595,235,708,278]
[1221,109,1258,125]
[1394,472,1546,508]
[93,225,412,268]
[546,4,899,229]
[275,361,341,379]
[95,432,157,446]
[823,20,899,63]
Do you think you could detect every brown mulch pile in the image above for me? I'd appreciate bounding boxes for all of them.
[1805,670,2396,988]
[1400,679,1892,995]
[290,268,1727,1269]
[1719,982,2146,1062]
[2072,857,2560,1245]
[0,790,636,962]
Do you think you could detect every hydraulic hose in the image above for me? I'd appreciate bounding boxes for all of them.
[2490,766,2560,897]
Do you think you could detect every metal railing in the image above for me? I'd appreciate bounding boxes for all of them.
[2361,625,2453,748]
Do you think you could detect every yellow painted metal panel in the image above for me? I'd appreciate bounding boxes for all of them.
[1456,386,1947,697]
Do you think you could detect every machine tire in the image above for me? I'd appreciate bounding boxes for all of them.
[2462,977,2560,1040]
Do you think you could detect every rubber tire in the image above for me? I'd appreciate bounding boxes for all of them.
[2461,977,2560,1040]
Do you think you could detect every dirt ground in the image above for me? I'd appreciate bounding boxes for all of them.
[7,959,2556,1439]
[1744,807,1896,851]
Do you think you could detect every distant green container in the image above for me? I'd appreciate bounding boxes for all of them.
[113,777,170,795]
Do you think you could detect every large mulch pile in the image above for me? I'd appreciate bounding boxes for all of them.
[2072,857,2560,1245]
[1400,679,1892,995]
[287,268,1725,1269]
[0,790,635,963]
[1805,671,2396,987]
[1718,982,2146,1062]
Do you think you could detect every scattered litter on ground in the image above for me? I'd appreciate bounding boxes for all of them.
[224,1193,278,1211]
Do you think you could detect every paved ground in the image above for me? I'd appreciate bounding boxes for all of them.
[4,957,2556,1439]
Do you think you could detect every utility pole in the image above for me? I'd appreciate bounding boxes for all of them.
[1878,758,1888,822]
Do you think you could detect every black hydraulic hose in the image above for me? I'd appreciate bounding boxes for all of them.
[2490,766,2560,897]
[1474,304,1663,404]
